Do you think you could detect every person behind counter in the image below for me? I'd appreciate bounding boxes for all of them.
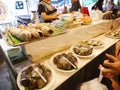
[69,0,81,13]
[91,0,104,12]
[37,0,60,22]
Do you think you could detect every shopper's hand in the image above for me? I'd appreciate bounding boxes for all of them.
[99,64,114,78]
[100,53,120,78]
[117,11,120,17]
[110,77,120,90]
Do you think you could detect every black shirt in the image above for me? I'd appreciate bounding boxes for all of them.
[70,0,81,12]
[38,1,57,22]
[92,0,103,12]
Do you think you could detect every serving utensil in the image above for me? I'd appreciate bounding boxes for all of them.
[98,66,105,83]
[61,56,77,69]
[33,66,47,83]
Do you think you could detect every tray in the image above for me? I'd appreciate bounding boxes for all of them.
[3,26,67,46]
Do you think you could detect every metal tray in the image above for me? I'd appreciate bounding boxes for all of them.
[3,26,67,46]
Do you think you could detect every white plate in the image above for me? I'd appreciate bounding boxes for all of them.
[50,52,81,73]
[17,63,56,90]
[70,45,94,58]
[82,39,104,49]
[105,34,120,39]
[75,52,94,58]
[105,31,120,39]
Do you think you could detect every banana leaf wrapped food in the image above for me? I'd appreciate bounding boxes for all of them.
[8,23,54,42]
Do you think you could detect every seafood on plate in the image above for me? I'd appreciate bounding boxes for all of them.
[105,30,120,39]
[81,39,104,48]
[71,44,94,57]
[50,52,80,72]
[17,63,55,90]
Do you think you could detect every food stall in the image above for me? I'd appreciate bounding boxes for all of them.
[0,15,120,90]
[0,0,120,89]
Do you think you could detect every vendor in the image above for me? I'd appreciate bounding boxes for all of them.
[70,0,81,13]
[91,0,104,12]
[37,0,60,22]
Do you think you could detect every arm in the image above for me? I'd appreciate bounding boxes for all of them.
[70,0,81,13]
[38,4,59,21]
[99,53,120,78]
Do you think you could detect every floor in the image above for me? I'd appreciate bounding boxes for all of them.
[0,61,12,90]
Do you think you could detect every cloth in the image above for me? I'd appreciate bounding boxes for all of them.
[70,0,81,12]
[38,1,57,22]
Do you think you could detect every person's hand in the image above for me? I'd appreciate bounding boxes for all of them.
[51,12,61,20]
[117,11,120,17]
[99,53,120,78]
[110,77,120,90]
[55,12,61,16]
[51,14,58,19]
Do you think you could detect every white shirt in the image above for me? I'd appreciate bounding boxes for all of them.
[103,2,118,12]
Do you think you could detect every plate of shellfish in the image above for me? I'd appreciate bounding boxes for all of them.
[17,63,55,90]
[70,45,94,58]
[80,39,104,48]
[105,30,120,39]
[50,52,80,73]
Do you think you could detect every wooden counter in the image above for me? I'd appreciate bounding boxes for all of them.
[41,34,119,90]
[24,20,113,62]
[0,20,119,90]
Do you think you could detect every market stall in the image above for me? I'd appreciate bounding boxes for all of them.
[0,18,120,90]
[25,20,113,62]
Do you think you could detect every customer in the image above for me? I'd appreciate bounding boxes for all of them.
[91,0,104,12]
[99,53,120,90]
[100,53,120,78]
[70,0,81,13]
[37,0,60,22]
[102,0,118,19]
[103,0,118,13]
[117,1,120,17]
